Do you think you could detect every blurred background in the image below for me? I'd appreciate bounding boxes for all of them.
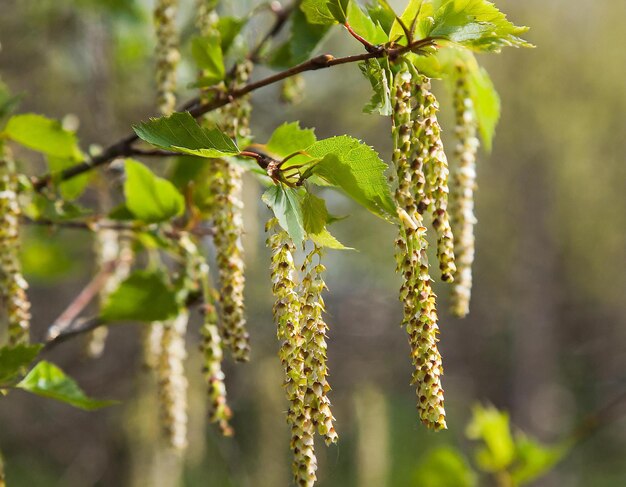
[1,0,625,485]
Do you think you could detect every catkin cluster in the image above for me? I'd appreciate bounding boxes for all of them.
[267,219,317,487]
[449,64,479,318]
[209,61,253,362]
[0,147,30,346]
[154,0,180,115]
[392,67,447,431]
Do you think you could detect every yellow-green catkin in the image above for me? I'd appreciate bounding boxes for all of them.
[300,247,338,445]
[85,229,133,358]
[392,67,446,431]
[154,0,180,116]
[420,78,456,283]
[266,219,317,487]
[210,61,253,362]
[185,237,233,437]
[156,310,189,452]
[449,64,479,318]
[0,146,30,346]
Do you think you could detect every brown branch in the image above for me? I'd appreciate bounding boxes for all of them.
[31,37,437,191]
[43,317,104,352]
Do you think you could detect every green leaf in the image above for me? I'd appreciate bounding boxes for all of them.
[414,446,478,487]
[17,360,117,410]
[511,435,569,486]
[123,159,185,223]
[133,112,239,158]
[301,0,349,25]
[366,0,396,35]
[48,156,91,200]
[389,0,435,45]
[217,16,247,53]
[100,270,179,322]
[466,404,516,472]
[306,136,397,220]
[269,7,330,67]
[359,59,393,116]
[429,0,532,52]
[191,34,225,86]
[0,344,42,385]
[262,184,306,245]
[266,122,317,158]
[4,114,82,159]
[346,1,388,45]
[301,192,350,249]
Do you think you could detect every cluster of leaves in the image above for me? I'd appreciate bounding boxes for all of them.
[414,404,571,487]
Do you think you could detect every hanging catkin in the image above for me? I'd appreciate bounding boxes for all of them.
[392,67,446,431]
[85,228,133,358]
[154,0,180,115]
[156,310,189,452]
[0,145,30,346]
[267,219,317,487]
[196,2,251,362]
[420,79,456,283]
[300,247,338,445]
[181,235,233,437]
[449,64,479,318]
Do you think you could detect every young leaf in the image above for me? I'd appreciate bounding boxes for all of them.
[466,404,516,472]
[301,0,349,25]
[346,1,388,45]
[17,361,117,410]
[100,270,179,322]
[262,184,306,245]
[191,34,225,86]
[133,112,239,158]
[266,122,317,158]
[0,344,43,385]
[414,446,478,487]
[511,434,570,486]
[301,192,350,250]
[269,7,330,67]
[217,16,247,53]
[429,0,531,52]
[48,155,91,200]
[306,136,397,220]
[389,0,435,45]
[4,113,82,159]
[123,159,185,223]
[359,59,393,116]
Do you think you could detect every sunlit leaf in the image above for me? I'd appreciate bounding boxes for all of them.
[262,184,306,245]
[17,361,117,410]
[4,114,81,159]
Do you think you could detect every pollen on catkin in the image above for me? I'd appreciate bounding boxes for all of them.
[266,219,317,487]
[154,0,180,116]
[392,67,446,431]
[210,61,253,362]
[157,311,189,452]
[449,64,479,318]
[0,146,30,346]
[300,247,338,445]
[419,78,456,283]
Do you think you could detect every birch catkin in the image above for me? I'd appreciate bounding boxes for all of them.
[211,61,253,362]
[154,0,180,116]
[450,64,479,318]
[0,146,30,346]
[420,79,456,283]
[267,219,317,487]
[156,311,189,452]
[392,68,446,431]
[300,248,338,445]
